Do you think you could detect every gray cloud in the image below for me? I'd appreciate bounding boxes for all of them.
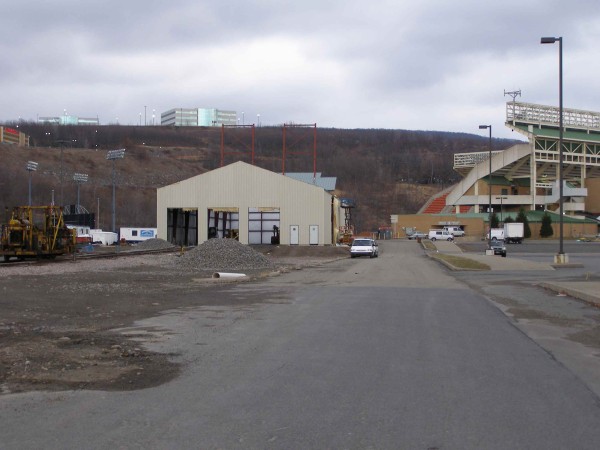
[3,1,600,138]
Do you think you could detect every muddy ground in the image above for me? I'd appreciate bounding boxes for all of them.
[0,245,349,395]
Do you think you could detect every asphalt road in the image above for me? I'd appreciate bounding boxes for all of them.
[2,240,600,449]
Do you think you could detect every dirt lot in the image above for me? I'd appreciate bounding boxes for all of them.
[0,245,349,395]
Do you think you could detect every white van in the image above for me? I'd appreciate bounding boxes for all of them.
[488,228,504,241]
[428,229,454,241]
[443,226,465,237]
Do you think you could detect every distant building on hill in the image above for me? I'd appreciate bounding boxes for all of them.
[161,108,237,127]
[38,114,99,126]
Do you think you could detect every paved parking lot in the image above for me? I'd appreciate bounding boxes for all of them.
[432,239,600,306]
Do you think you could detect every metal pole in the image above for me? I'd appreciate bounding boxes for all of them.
[541,36,565,260]
[504,89,521,124]
[251,124,255,165]
[28,171,32,206]
[26,161,38,207]
[488,127,492,249]
[106,148,125,233]
[282,124,287,174]
[60,142,64,205]
[112,159,116,233]
[54,139,71,207]
[479,125,492,249]
[558,37,564,256]
[73,173,88,213]
[220,124,224,167]
[313,123,317,180]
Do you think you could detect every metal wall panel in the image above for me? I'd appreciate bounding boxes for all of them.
[157,162,332,245]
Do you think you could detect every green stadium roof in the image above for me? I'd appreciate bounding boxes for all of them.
[454,211,598,224]
[511,123,600,143]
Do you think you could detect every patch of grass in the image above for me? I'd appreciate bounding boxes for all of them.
[430,253,490,270]
[421,240,436,251]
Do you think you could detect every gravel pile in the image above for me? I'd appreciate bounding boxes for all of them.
[176,238,276,271]
[134,238,177,251]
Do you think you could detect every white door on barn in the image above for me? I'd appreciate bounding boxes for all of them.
[290,225,299,245]
[309,225,319,245]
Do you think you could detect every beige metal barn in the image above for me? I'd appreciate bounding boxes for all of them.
[157,161,340,246]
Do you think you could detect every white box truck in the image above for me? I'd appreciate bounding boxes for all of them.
[503,222,524,244]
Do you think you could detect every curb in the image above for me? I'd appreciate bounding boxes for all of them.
[427,253,457,271]
[426,253,488,272]
[538,282,600,308]
[550,263,585,269]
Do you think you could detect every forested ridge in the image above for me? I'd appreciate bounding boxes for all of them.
[1,123,519,232]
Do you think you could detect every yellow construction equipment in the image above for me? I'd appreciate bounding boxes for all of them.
[1,206,76,262]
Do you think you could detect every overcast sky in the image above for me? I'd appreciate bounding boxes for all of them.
[3,0,600,139]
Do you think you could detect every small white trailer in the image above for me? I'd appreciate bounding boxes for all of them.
[90,229,118,246]
[119,227,158,243]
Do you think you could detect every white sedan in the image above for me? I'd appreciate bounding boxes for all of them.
[350,238,379,258]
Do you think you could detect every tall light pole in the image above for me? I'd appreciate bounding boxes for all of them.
[55,139,69,206]
[106,149,125,233]
[496,196,508,223]
[541,36,565,262]
[479,125,492,250]
[26,161,38,206]
[73,173,88,211]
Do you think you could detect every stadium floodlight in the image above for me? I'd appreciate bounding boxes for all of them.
[106,149,126,232]
[73,173,89,210]
[26,161,38,206]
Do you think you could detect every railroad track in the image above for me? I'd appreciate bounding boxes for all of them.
[0,246,185,266]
